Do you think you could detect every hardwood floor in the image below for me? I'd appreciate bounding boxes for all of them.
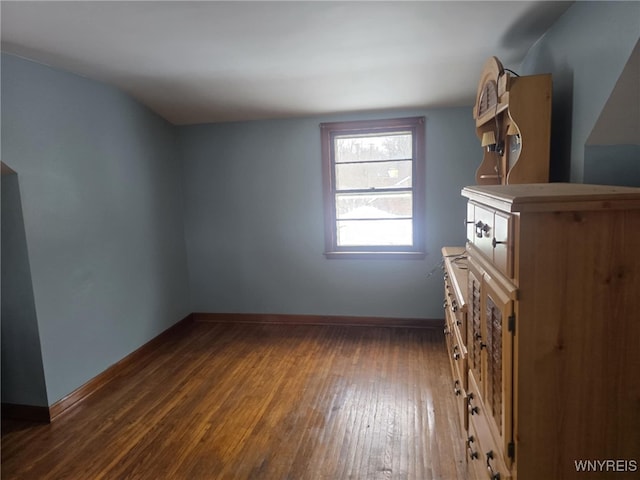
[1,321,467,479]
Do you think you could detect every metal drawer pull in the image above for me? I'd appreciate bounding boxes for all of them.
[466,435,478,460]
[486,450,501,480]
[475,221,492,238]
[467,393,479,415]
[453,380,461,396]
[492,237,506,248]
[453,345,460,360]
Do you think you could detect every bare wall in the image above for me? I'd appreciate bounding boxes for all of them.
[1,172,48,407]
[178,109,478,320]
[519,1,640,182]
[1,54,191,405]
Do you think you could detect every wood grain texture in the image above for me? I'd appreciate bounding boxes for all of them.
[459,183,640,480]
[515,208,640,479]
[48,314,194,421]
[462,183,640,213]
[1,322,467,480]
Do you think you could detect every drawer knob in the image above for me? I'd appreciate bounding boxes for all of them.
[492,237,506,248]
[467,394,479,415]
[475,221,492,238]
[453,380,462,396]
[467,435,479,460]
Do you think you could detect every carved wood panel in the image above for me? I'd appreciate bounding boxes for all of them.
[486,294,503,432]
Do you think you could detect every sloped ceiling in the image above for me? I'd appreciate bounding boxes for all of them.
[1,1,573,125]
[587,39,640,145]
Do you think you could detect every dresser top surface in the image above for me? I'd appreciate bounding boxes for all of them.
[441,247,468,308]
[462,183,640,212]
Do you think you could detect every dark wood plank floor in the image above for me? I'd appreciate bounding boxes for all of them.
[1,321,467,480]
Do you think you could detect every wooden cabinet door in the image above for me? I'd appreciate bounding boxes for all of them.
[482,271,515,464]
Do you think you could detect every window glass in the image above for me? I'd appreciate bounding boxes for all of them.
[320,117,425,258]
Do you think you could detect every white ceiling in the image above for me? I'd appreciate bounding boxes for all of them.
[1,1,573,125]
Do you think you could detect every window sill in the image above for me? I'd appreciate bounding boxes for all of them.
[324,251,426,260]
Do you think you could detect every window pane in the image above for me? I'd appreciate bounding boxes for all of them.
[320,116,425,255]
[335,133,412,163]
[335,160,412,190]
[337,219,413,246]
[336,192,412,219]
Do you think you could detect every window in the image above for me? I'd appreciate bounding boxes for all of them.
[320,116,426,259]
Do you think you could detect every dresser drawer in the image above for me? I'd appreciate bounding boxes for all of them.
[445,308,468,391]
[444,277,466,345]
[445,306,468,433]
[467,422,512,479]
[468,371,512,473]
[467,202,476,242]
[468,201,514,278]
[471,204,494,261]
[466,420,497,480]
[466,417,512,479]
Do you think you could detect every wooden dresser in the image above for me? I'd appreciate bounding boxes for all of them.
[442,183,640,480]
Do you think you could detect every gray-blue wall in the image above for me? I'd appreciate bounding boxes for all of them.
[519,1,640,182]
[584,145,640,187]
[3,0,638,408]
[178,109,478,320]
[1,172,49,407]
[1,54,191,405]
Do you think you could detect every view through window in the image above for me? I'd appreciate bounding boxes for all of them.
[321,117,425,258]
